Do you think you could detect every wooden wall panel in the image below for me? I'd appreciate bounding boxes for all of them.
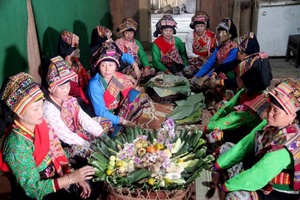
[197,0,235,34]
[110,0,125,39]
[110,0,140,39]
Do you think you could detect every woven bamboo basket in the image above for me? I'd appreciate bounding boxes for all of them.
[105,184,192,200]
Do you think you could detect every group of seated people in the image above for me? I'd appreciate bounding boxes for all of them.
[0,10,299,200]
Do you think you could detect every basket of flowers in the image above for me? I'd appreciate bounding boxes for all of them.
[88,119,214,200]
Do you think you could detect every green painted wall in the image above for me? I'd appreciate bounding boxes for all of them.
[0,0,28,87]
[0,0,112,87]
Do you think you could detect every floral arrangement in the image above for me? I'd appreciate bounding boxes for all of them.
[88,119,213,191]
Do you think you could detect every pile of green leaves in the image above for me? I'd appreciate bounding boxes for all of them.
[88,126,214,190]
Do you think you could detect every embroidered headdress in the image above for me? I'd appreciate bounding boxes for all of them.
[90,26,112,54]
[153,15,177,37]
[58,30,79,58]
[269,79,300,115]
[1,72,44,115]
[238,32,260,55]
[46,56,78,92]
[216,18,237,40]
[95,40,121,68]
[190,11,210,29]
[117,17,138,33]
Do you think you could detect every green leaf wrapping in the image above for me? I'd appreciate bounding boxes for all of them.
[127,169,152,183]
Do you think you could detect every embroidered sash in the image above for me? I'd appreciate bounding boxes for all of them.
[192,30,216,58]
[103,72,133,111]
[154,35,183,65]
[255,124,300,190]
[116,38,139,62]
[236,52,268,77]
[50,95,88,140]
[0,120,69,175]
[216,40,238,65]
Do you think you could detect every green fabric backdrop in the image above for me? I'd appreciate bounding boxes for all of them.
[0,0,28,87]
[31,0,112,70]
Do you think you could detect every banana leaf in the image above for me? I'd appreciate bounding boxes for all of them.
[175,92,205,107]
[167,103,199,121]
[176,105,203,125]
[127,169,152,183]
[90,152,108,164]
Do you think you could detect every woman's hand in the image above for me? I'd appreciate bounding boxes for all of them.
[122,119,135,128]
[132,62,141,81]
[69,166,95,184]
[77,181,91,199]
[126,75,138,87]
[143,67,152,77]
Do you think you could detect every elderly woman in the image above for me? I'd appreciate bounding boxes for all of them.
[0,72,100,200]
[205,43,272,144]
[88,44,150,137]
[115,17,155,80]
[193,18,238,84]
[184,11,216,77]
[152,15,188,76]
[211,79,300,200]
[43,56,108,168]
[90,26,141,80]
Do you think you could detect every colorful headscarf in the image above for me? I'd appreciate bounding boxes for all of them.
[153,15,177,37]
[237,52,272,94]
[58,30,79,58]
[90,26,112,54]
[216,18,237,40]
[236,52,268,77]
[238,32,260,55]
[95,40,121,68]
[117,17,138,33]
[269,79,300,115]
[46,56,78,92]
[190,11,210,29]
[1,72,44,115]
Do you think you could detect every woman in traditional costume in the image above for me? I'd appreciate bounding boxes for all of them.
[184,11,216,77]
[193,18,238,84]
[90,26,141,80]
[88,44,150,137]
[43,56,108,167]
[209,32,261,90]
[115,17,155,80]
[212,79,300,200]
[0,72,100,200]
[151,15,188,76]
[58,30,95,116]
[205,43,272,144]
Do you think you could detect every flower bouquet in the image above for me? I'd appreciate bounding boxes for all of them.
[88,119,214,199]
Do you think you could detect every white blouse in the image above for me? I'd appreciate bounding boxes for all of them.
[43,99,103,146]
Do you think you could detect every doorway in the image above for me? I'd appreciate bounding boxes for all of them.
[150,0,196,42]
